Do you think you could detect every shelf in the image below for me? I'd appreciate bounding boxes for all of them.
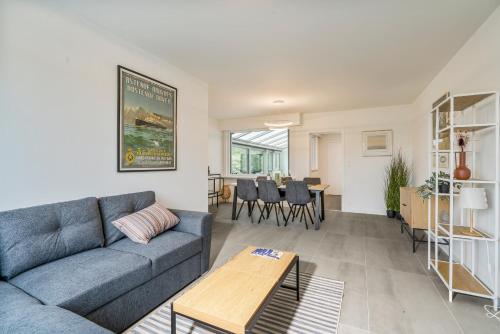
[432,92,450,109]
[453,93,496,111]
[438,99,450,113]
[428,229,448,238]
[431,149,472,153]
[434,260,492,297]
[429,90,498,306]
[438,123,496,133]
[436,192,459,197]
[459,179,498,184]
[438,224,494,241]
[437,177,497,184]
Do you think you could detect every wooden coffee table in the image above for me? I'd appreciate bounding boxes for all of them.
[171,246,299,334]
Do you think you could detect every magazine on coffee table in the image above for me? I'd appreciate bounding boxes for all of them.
[250,248,283,260]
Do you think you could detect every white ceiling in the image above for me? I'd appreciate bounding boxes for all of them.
[48,0,500,119]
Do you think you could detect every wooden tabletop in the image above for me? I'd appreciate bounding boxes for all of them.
[173,246,297,334]
[229,182,330,192]
[307,184,329,192]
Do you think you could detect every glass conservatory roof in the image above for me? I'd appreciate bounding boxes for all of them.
[231,128,288,150]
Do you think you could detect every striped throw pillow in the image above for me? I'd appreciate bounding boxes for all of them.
[111,203,180,244]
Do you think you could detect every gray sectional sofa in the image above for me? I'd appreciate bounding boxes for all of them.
[0,191,213,333]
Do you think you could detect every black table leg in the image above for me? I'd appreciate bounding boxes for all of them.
[296,257,300,301]
[412,228,416,253]
[231,185,238,220]
[314,191,321,230]
[171,303,176,334]
[320,191,325,221]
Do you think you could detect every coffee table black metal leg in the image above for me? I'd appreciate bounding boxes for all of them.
[231,185,238,220]
[296,257,300,301]
[171,303,176,334]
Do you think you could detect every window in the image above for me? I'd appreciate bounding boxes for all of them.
[230,129,288,176]
[231,145,248,174]
[250,148,264,173]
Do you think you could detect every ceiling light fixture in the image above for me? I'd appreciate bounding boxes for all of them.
[272,99,285,104]
[264,120,293,128]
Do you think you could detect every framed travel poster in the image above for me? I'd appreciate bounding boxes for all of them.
[362,130,393,156]
[117,66,177,171]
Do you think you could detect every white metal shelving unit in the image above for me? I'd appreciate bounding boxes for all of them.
[427,91,499,310]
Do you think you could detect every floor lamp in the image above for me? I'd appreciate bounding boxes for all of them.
[460,187,488,237]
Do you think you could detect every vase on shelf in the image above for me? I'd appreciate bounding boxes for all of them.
[454,151,471,180]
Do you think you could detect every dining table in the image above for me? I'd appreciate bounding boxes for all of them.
[230,182,329,230]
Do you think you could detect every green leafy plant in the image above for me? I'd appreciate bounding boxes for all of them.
[416,171,462,199]
[384,150,411,212]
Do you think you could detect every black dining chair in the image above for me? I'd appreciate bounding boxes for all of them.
[256,176,268,182]
[303,177,321,185]
[257,180,287,226]
[303,177,321,208]
[235,179,261,220]
[285,181,315,229]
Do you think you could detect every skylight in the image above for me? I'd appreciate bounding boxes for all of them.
[231,129,288,150]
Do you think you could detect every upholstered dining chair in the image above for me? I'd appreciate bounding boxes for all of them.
[257,180,287,226]
[285,181,315,230]
[235,179,261,220]
[303,177,321,185]
[256,176,268,182]
[303,177,321,208]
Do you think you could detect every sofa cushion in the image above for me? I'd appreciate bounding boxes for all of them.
[0,281,41,317]
[98,191,155,245]
[9,248,152,316]
[108,230,202,277]
[0,282,110,334]
[0,197,104,280]
[0,305,113,334]
[112,202,180,244]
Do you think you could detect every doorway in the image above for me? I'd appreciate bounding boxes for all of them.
[311,132,343,211]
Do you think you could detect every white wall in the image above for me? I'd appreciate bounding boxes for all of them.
[208,117,223,174]
[0,2,209,211]
[290,105,414,215]
[411,7,500,293]
[412,7,500,185]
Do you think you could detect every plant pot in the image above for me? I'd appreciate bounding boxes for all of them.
[395,211,402,220]
[454,151,471,180]
[386,210,396,218]
[438,183,450,194]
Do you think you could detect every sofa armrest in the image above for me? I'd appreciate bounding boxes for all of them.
[170,209,213,273]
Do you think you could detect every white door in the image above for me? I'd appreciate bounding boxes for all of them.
[327,141,343,195]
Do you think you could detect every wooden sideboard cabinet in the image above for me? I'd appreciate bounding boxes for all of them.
[399,187,449,252]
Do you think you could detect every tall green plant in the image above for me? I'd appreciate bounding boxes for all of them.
[384,150,411,211]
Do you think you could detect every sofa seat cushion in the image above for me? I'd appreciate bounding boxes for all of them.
[0,197,104,280]
[0,281,41,318]
[108,230,202,277]
[0,305,113,334]
[9,248,152,316]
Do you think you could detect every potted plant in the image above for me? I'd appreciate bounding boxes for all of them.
[384,150,411,218]
[416,171,461,199]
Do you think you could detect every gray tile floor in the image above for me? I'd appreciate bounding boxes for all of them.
[208,203,500,334]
